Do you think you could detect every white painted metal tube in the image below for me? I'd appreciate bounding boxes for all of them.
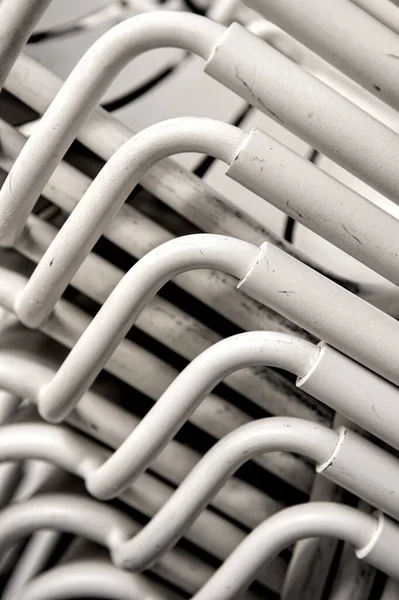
[297,343,399,451]
[0,421,288,592]
[4,418,399,579]
[0,314,289,525]
[0,391,23,509]
[16,213,329,429]
[243,0,399,110]
[0,271,315,493]
[0,323,289,590]
[84,333,318,498]
[15,119,245,328]
[239,241,399,387]
[327,502,376,600]
[0,393,285,592]
[18,560,180,600]
[39,233,399,431]
[5,13,399,247]
[0,0,51,90]
[247,19,399,135]
[350,0,399,36]
[191,504,399,600]
[33,331,317,498]
[0,120,313,345]
[3,423,399,583]
[7,53,399,313]
[204,23,399,204]
[16,116,399,329]
[37,234,257,423]
[7,52,398,313]
[2,531,62,600]
[107,419,399,571]
[0,391,21,424]
[0,12,224,246]
[225,127,399,288]
[0,494,262,600]
[0,55,302,255]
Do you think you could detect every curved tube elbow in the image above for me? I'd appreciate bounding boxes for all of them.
[37,234,257,423]
[192,503,399,599]
[0,12,225,248]
[18,560,168,600]
[0,494,135,558]
[110,417,337,571]
[15,118,245,329]
[80,333,320,499]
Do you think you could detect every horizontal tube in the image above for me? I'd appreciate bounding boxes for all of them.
[192,504,399,600]
[243,0,399,110]
[239,241,399,387]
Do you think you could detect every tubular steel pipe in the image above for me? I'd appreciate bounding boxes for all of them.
[18,560,181,600]
[5,12,399,247]
[0,493,264,600]
[0,0,52,90]
[15,118,245,327]
[243,0,399,110]
[0,495,398,599]
[0,368,286,594]
[0,12,225,245]
[14,213,329,430]
[110,420,399,570]
[0,268,316,493]
[36,234,258,423]
[85,333,318,499]
[191,504,399,600]
[2,416,399,575]
[14,116,399,329]
[35,235,399,432]
[7,53,399,312]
